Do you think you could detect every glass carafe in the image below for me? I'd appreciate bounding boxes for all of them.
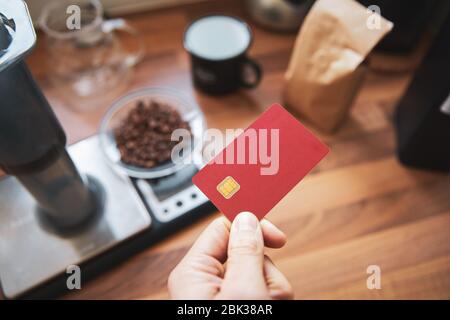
[39,0,143,108]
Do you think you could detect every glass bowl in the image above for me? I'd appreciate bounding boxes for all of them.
[99,87,205,179]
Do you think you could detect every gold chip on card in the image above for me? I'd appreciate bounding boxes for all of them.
[216,176,240,199]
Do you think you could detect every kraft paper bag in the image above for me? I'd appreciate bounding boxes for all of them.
[284,0,393,133]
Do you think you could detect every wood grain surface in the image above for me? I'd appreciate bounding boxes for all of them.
[9,0,450,299]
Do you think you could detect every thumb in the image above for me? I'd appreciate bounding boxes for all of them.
[221,212,268,299]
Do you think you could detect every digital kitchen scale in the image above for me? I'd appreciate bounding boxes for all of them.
[0,135,216,299]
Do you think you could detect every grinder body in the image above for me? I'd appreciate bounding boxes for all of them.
[0,0,97,228]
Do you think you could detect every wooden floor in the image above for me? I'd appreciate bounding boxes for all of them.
[21,0,450,299]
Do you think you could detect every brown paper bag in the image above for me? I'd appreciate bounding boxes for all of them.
[284,0,393,133]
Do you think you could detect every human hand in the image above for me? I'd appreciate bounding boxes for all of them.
[168,212,293,299]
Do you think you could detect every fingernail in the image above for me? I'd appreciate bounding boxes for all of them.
[235,212,258,231]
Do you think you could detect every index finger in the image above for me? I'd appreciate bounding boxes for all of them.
[183,217,231,263]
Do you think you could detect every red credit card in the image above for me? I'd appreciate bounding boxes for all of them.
[192,104,329,221]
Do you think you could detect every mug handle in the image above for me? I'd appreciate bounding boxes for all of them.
[239,57,262,89]
[102,18,145,68]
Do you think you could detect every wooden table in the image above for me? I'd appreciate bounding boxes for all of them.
[21,0,450,299]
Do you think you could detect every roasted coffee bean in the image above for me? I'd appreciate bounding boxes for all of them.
[114,99,191,168]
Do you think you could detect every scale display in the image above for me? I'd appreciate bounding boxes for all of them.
[134,164,209,223]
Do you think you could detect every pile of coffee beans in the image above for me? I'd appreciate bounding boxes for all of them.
[114,100,191,168]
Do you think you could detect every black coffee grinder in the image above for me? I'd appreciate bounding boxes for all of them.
[0,1,214,299]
